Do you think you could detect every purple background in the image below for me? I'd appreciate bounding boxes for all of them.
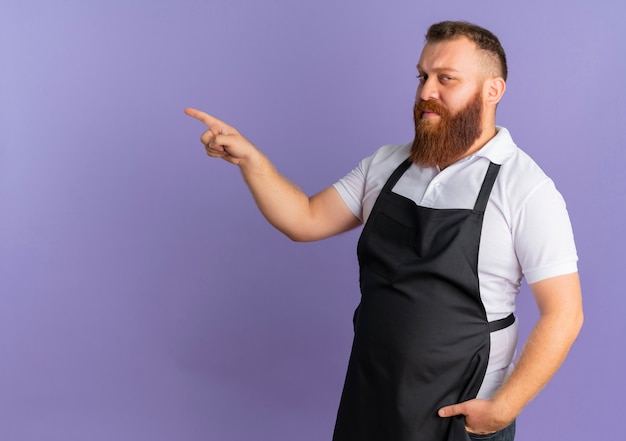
[1,0,624,439]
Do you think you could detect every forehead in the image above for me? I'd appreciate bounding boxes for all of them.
[417,37,482,75]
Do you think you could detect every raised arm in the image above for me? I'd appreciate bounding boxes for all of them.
[185,108,361,241]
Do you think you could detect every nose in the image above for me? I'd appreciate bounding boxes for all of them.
[418,76,438,101]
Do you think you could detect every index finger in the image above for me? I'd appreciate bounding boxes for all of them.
[184,107,231,132]
[185,107,225,126]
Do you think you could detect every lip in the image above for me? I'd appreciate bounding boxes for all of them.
[421,110,440,119]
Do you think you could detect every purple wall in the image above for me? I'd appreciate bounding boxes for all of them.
[1,0,623,439]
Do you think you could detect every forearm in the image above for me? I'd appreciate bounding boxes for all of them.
[185,108,360,241]
[238,149,315,240]
[491,307,583,424]
[491,272,584,424]
[438,273,583,433]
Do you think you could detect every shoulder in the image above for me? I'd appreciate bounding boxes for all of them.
[500,148,552,193]
[333,142,412,222]
[365,142,411,166]
[480,129,571,237]
[487,129,555,205]
[358,142,411,180]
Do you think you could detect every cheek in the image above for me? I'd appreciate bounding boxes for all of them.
[444,90,476,113]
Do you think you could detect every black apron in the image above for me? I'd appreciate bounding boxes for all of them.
[333,159,514,441]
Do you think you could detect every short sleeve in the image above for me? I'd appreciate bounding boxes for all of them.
[512,179,578,284]
[332,158,370,223]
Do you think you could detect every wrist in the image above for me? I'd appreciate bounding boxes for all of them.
[236,145,264,170]
[490,394,519,426]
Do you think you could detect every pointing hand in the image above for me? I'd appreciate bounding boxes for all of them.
[185,108,257,166]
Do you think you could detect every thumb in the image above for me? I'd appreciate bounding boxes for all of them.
[438,403,466,418]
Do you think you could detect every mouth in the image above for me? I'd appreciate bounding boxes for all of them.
[421,110,440,119]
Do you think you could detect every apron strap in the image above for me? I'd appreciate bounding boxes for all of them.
[382,158,412,192]
[488,313,515,332]
[474,162,501,212]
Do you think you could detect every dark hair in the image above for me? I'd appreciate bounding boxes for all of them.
[425,21,508,81]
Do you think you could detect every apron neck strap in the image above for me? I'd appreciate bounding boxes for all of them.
[474,162,501,212]
[382,159,412,192]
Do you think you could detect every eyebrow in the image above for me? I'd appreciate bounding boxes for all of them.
[416,64,461,74]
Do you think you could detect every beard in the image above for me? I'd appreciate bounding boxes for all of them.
[410,91,483,168]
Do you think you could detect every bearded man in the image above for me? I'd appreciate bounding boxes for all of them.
[185,20,583,441]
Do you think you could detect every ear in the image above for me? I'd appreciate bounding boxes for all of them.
[483,76,506,106]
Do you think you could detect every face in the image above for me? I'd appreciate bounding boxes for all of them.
[415,37,487,121]
[410,37,489,168]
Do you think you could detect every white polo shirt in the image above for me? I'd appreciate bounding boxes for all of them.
[333,127,578,398]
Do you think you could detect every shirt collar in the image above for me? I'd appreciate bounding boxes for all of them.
[472,126,516,165]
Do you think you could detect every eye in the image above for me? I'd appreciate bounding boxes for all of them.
[416,73,427,83]
[439,75,454,83]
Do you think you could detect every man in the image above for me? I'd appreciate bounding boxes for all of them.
[185,21,583,441]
